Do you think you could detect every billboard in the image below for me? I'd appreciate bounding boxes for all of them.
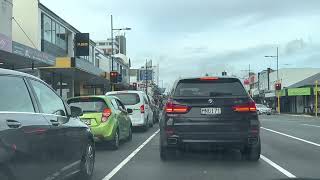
[74,33,89,56]
[139,70,153,81]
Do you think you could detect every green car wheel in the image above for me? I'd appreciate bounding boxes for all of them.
[110,130,120,150]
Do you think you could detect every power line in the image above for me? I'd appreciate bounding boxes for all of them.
[12,17,37,49]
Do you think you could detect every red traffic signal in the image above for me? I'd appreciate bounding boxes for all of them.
[110,71,119,83]
[275,83,281,90]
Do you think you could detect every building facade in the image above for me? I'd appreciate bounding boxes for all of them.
[0,0,112,99]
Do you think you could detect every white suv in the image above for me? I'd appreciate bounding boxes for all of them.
[106,91,154,130]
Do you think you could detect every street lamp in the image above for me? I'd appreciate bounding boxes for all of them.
[110,15,131,71]
[264,47,280,114]
[264,47,279,81]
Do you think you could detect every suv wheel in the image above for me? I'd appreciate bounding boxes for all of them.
[78,141,95,180]
[242,141,261,161]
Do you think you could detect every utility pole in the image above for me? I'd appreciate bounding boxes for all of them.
[316,80,318,117]
[111,15,114,71]
[276,47,279,81]
[145,59,148,94]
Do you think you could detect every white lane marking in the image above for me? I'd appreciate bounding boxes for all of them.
[261,127,320,147]
[102,129,160,180]
[301,124,320,128]
[260,155,296,178]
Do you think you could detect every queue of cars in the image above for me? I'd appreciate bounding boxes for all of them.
[0,68,160,180]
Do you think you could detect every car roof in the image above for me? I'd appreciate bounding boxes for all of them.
[67,95,108,101]
[106,90,146,95]
[177,76,240,81]
[0,68,42,80]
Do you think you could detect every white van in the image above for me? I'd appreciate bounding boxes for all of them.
[106,91,154,130]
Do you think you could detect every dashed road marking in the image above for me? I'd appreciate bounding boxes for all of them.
[102,129,160,180]
[260,155,296,178]
[262,127,320,147]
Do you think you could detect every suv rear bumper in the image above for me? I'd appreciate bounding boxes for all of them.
[161,133,259,149]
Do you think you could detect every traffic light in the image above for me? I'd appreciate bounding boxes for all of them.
[275,83,281,90]
[222,71,227,76]
[110,71,118,83]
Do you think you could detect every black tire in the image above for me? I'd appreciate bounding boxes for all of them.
[78,141,95,180]
[149,118,154,128]
[126,126,132,141]
[110,130,120,150]
[242,141,261,161]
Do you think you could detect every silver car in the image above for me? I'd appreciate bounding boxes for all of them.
[256,104,272,115]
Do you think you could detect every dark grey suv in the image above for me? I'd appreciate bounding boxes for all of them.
[159,77,260,161]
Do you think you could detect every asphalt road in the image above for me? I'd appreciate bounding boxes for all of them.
[91,114,320,180]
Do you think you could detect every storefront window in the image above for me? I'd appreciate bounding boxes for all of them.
[43,15,52,42]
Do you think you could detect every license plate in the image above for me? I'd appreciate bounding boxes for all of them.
[81,118,91,125]
[201,108,221,115]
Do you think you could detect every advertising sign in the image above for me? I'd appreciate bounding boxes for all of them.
[288,87,311,96]
[12,41,55,65]
[74,33,89,56]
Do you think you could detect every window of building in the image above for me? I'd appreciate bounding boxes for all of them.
[99,42,105,46]
[58,25,66,49]
[43,15,52,42]
[51,21,56,44]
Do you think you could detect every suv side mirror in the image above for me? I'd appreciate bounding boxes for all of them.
[70,106,83,117]
[127,108,133,114]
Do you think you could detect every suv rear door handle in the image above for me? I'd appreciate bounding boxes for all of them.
[6,120,22,128]
[50,120,60,126]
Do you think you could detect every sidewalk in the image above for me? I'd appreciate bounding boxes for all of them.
[279,113,319,118]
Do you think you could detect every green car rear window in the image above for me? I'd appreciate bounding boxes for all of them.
[67,97,108,113]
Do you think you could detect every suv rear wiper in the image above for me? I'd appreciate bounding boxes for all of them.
[209,92,233,97]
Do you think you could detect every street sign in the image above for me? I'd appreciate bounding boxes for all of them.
[139,70,153,81]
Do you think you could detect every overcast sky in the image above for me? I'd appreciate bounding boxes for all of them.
[41,0,320,89]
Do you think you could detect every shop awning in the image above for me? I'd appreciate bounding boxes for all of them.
[0,41,55,69]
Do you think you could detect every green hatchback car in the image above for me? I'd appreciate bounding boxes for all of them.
[67,95,133,150]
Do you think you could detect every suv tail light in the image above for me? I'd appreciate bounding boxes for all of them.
[232,100,256,112]
[140,105,145,113]
[101,108,112,122]
[166,100,190,114]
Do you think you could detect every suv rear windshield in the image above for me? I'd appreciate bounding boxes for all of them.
[110,93,140,105]
[174,79,247,97]
[67,98,107,113]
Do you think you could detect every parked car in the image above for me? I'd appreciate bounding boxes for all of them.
[256,104,272,115]
[106,91,154,130]
[67,96,132,150]
[0,68,94,180]
[159,77,261,161]
[148,95,160,123]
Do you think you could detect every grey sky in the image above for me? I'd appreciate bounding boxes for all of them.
[41,0,320,89]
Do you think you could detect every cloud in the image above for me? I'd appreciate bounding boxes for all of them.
[40,0,320,86]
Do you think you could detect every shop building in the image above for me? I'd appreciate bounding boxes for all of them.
[0,1,111,99]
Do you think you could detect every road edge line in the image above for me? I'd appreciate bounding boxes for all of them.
[102,129,160,180]
[301,124,320,128]
[261,127,320,147]
[260,155,296,178]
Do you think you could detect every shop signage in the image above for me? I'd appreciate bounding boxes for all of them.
[0,33,12,53]
[12,41,55,65]
[74,33,89,56]
[288,87,311,96]
[265,92,275,98]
